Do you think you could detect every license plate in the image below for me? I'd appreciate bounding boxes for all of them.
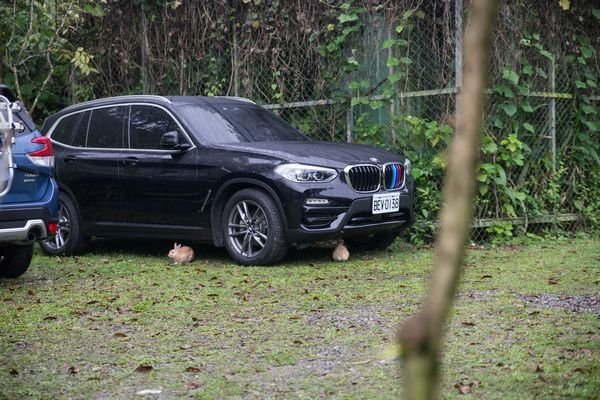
[372,192,400,215]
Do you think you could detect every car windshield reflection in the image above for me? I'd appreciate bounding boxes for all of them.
[177,103,310,143]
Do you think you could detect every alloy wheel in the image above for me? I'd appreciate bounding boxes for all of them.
[227,199,269,258]
[47,202,71,251]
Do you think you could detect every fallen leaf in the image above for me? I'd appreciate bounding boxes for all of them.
[293,339,303,345]
[461,322,476,327]
[534,364,544,373]
[481,274,492,279]
[537,375,546,382]
[185,366,201,372]
[455,382,472,395]
[43,316,57,321]
[136,389,162,395]
[134,365,153,373]
[113,332,127,338]
[68,366,79,374]
[186,380,201,390]
[350,359,372,365]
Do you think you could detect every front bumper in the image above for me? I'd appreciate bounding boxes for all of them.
[275,175,417,244]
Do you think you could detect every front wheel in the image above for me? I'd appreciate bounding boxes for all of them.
[0,244,34,278]
[223,189,288,265]
[40,192,87,256]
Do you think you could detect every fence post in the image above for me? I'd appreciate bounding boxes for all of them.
[455,0,463,113]
[233,23,240,97]
[346,102,353,143]
[549,56,557,172]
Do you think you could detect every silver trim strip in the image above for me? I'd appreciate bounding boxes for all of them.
[47,103,196,153]
[59,95,171,113]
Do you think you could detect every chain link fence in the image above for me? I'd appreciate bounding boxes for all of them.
[225,1,598,243]
[60,1,596,243]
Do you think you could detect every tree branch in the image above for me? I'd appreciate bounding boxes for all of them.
[397,1,499,399]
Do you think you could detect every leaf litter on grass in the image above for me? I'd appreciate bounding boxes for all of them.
[0,238,598,398]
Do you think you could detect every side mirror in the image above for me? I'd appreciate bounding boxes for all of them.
[160,131,190,151]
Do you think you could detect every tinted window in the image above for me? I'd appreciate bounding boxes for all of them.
[51,113,81,145]
[87,106,127,148]
[177,103,309,143]
[129,105,184,150]
[71,111,90,147]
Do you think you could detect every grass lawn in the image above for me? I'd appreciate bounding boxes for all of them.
[1,237,598,399]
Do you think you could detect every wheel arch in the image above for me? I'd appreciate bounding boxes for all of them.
[210,178,287,247]
[57,185,85,228]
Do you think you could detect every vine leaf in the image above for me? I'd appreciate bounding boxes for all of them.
[523,123,535,133]
[502,69,519,85]
[500,103,517,117]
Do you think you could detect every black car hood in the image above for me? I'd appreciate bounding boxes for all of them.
[212,141,405,169]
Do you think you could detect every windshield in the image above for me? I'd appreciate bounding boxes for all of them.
[177,102,310,143]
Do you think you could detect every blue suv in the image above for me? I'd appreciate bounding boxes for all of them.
[0,84,59,278]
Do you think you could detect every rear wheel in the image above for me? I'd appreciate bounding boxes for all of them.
[40,192,86,256]
[223,189,288,265]
[0,244,34,278]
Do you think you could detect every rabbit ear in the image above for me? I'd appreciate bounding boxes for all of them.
[176,243,181,249]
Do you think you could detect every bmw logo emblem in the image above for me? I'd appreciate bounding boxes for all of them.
[370,157,379,163]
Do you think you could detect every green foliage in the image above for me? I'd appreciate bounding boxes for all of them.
[0,1,597,244]
[486,221,514,244]
[0,0,104,115]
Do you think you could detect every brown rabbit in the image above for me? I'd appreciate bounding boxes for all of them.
[168,242,195,264]
[332,240,350,262]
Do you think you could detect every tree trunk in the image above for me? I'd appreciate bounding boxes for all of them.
[397,1,499,399]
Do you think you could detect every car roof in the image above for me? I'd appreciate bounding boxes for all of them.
[42,95,257,133]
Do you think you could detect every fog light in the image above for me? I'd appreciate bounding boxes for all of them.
[305,198,330,206]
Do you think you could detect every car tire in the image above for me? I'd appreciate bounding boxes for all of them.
[222,188,288,265]
[346,232,398,251]
[39,192,86,256]
[0,244,34,278]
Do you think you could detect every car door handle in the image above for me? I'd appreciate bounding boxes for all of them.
[122,157,139,166]
[64,155,77,164]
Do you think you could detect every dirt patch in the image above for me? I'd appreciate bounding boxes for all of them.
[520,294,600,315]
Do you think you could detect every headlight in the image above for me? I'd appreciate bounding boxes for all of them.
[275,163,338,183]
[404,158,412,176]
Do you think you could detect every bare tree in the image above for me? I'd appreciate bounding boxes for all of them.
[397,0,500,399]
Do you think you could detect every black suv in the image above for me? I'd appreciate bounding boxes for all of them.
[41,96,416,265]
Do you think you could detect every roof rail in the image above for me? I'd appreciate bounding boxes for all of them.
[61,95,172,112]
[214,96,256,104]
